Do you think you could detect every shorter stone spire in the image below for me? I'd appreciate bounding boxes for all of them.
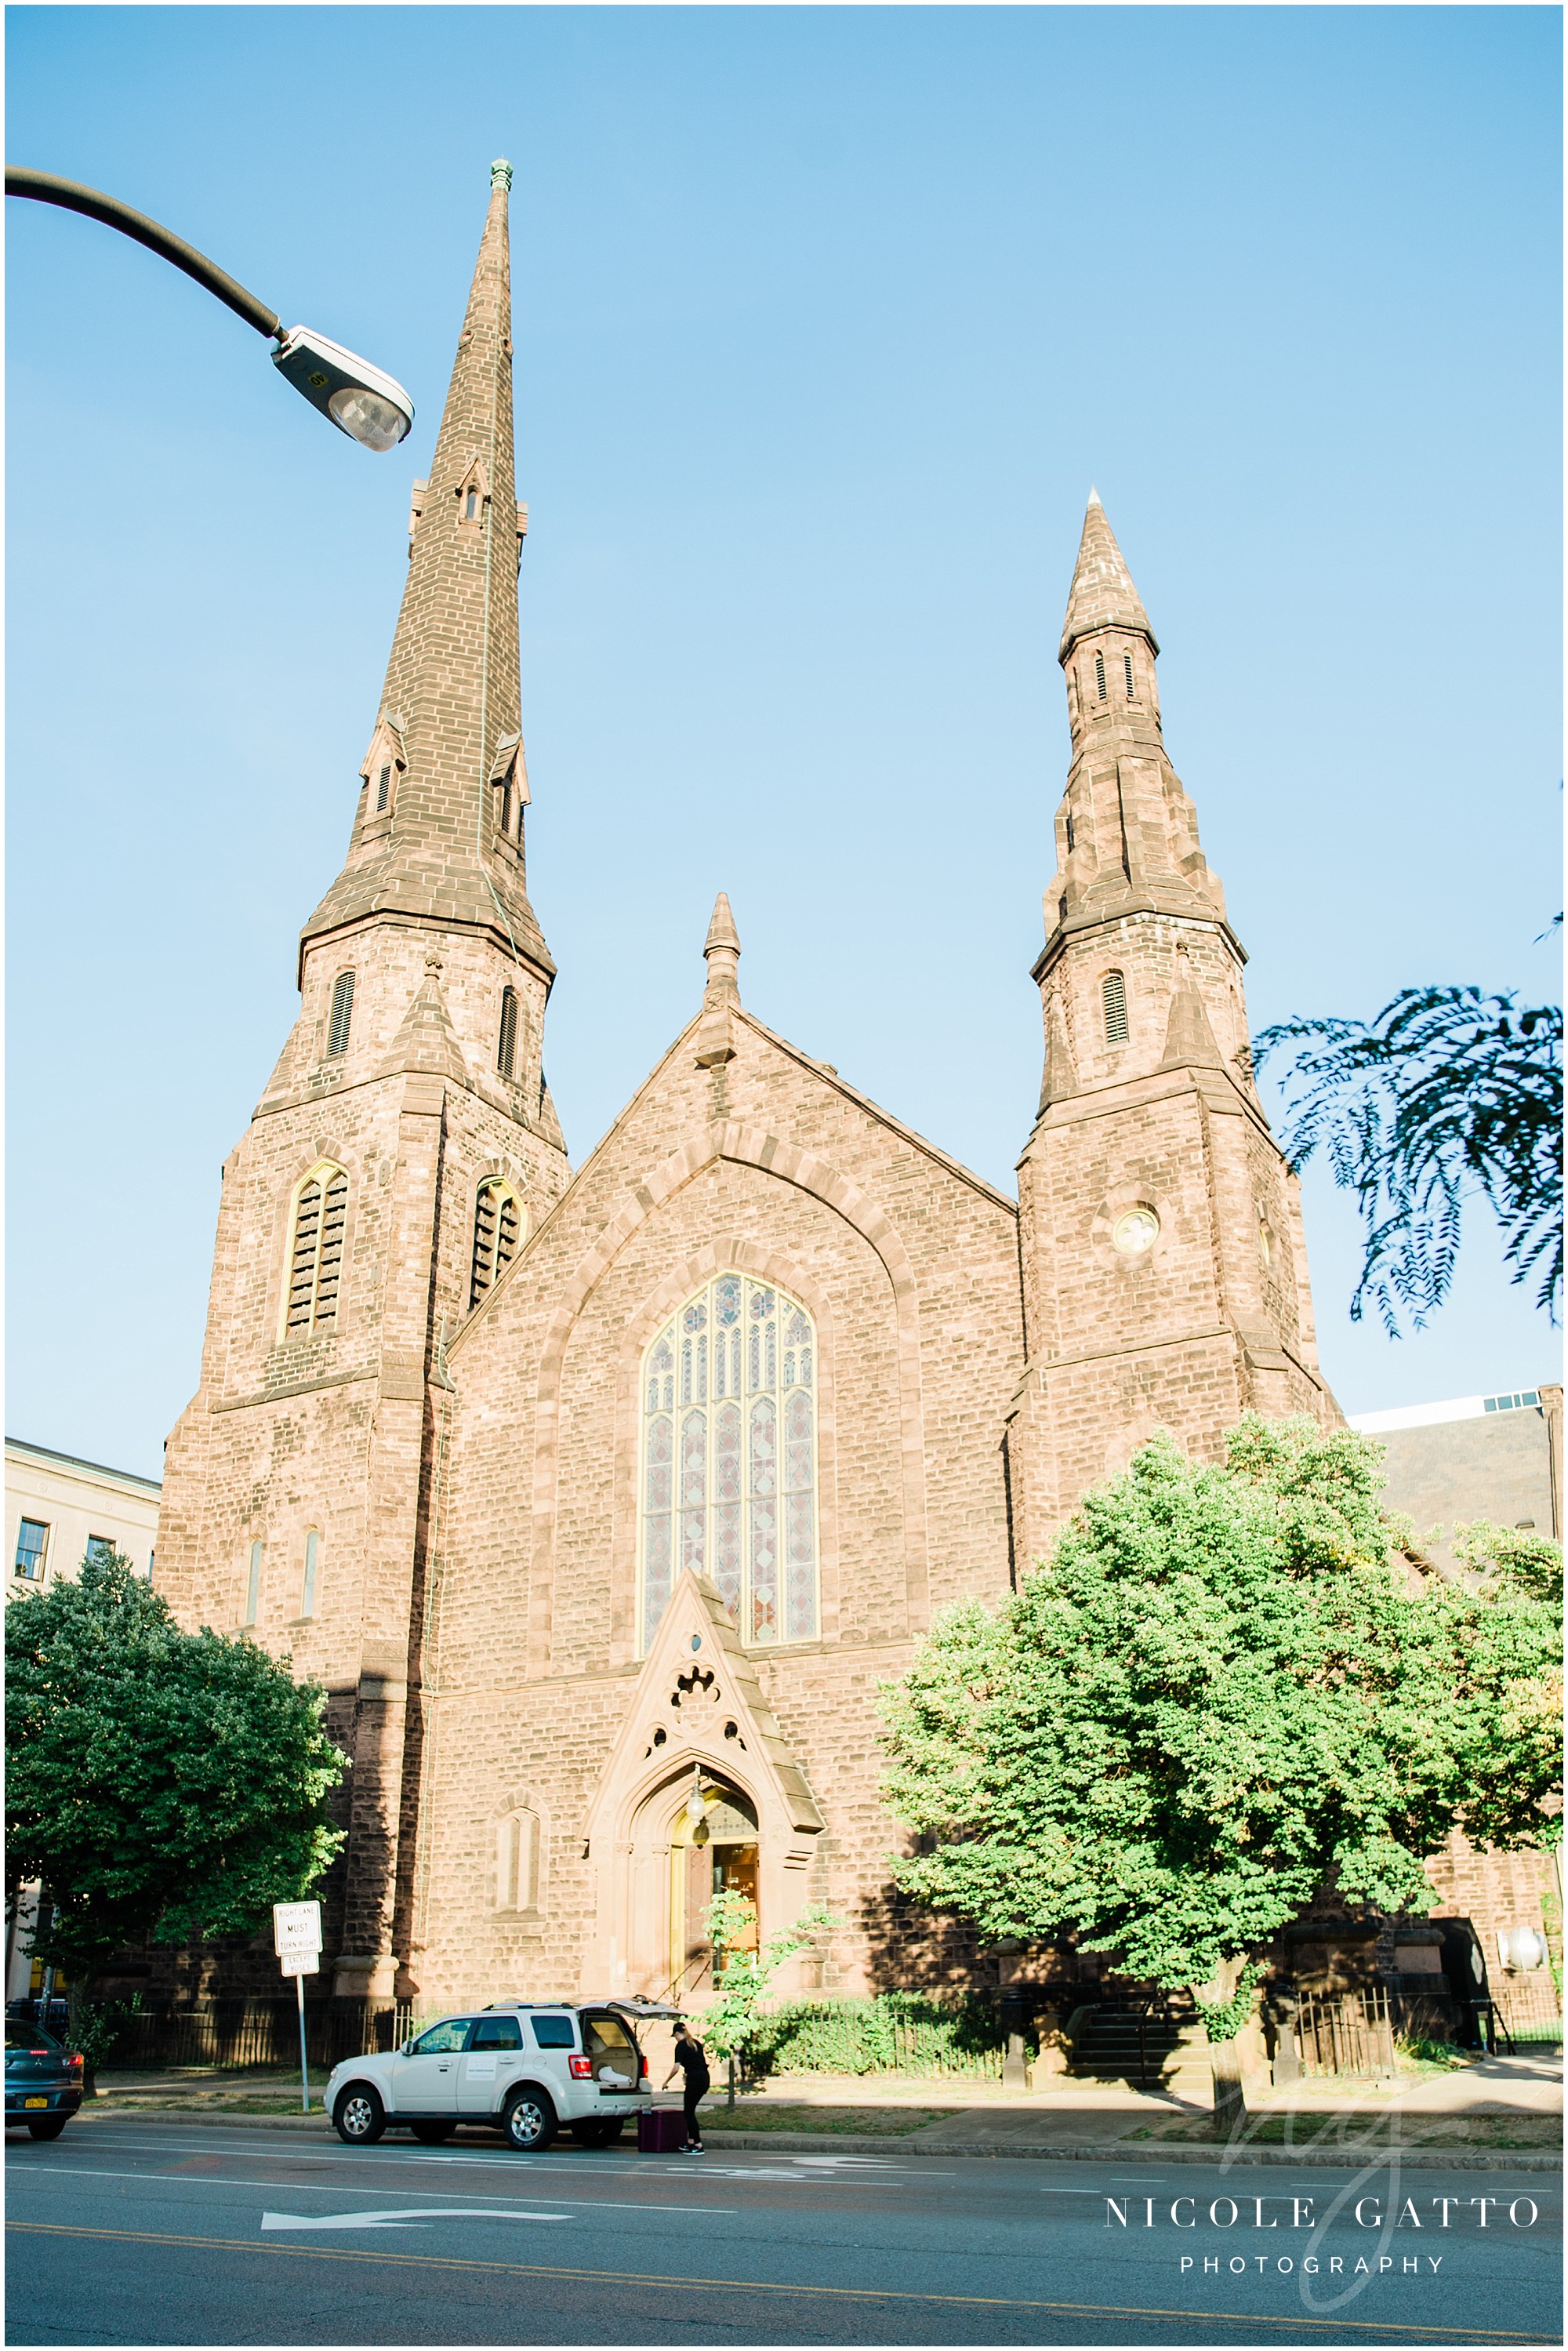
[703,892,741,999]
[1058,490,1159,663]
[378,954,472,1085]
[695,892,740,1069]
[1037,994,1080,1114]
[1160,947,1225,1072]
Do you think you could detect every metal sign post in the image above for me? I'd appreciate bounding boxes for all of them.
[274,1902,323,2114]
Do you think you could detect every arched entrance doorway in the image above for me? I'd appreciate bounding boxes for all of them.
[662,1771,759,2002]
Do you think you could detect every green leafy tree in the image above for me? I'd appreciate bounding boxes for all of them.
[699,1891,837,2105]
[5,1552,348,2026]
[1254,987,1562,1332]
[880,1420,1561,2131]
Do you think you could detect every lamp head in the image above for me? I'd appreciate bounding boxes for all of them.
[272,325,414,451]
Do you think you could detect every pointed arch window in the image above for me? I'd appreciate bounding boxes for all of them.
[301,1528,320,1619]
[457,461,489,529]
[244,1539,263,1627]
[286,1165,349,1335]
[1095,650,1107,700]
[470,1179,522,1308]
[1124,652,1135,698]
[1102,969,1129,1045]
[359,716,405,823]
[488,733,527,839]
[326,971,355,1057]
[641,1275,818,1653]
[497,988,519,1079]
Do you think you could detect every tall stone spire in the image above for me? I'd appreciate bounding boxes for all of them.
[1044,490,1223,944]
[300,160,550,981]
[1008,498,1338,1562]
[1058,488,1158,663]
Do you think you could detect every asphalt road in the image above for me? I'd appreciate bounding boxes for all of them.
[5,2117,1560,2346]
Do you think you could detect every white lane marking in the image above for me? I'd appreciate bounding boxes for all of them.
[8,2166,734,2215]
[78,2130,943,2178]
[262,2207,572,2232]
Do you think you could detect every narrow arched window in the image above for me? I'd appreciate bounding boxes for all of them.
[641,1274,817,1652]
[1065,813,1076,853]
[1124,652,1135,698]
[301,1528,320,1619]
[497,1810,539,1910]
[465,484,479,520]
[375,763,392,813]
[497,987,519,1079]
[1095,651,1107,700]
[1102,970,1129,1045]
[286,1166,349,1335]
[327,971,355,1057]
[470,1180,521,1308]
[245,1539,263,1626]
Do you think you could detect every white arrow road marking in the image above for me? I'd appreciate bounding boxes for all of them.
[261,2208,572,2232]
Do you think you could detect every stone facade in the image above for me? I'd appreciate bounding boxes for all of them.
[160,168,1500,2020]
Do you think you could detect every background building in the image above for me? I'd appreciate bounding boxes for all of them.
[1350,1385,1562,1572]
[4,1437,162,2002]
[5,1437,160,1600]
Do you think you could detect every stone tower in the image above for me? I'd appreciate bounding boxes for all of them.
[1007,492,1336,1561]
[158,164,572,1998]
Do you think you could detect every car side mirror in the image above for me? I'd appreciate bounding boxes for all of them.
[399,2039,412,2055]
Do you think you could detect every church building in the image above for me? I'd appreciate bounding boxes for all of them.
[157,165,1339,2011]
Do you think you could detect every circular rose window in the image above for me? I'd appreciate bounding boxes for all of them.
[1112,1208,1160,1255]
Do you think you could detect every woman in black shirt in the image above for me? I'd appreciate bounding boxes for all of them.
[666,2023,710,2151]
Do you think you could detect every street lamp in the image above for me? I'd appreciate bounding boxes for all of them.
[5,166,413,450]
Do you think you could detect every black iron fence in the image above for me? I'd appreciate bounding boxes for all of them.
[1490,1975,1563,2046]
[62,1998,434,2073]
[1297,1986,1397,2077]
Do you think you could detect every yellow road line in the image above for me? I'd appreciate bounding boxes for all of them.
[5,2220,1555,2342]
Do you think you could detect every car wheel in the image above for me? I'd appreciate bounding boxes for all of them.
[571,2119,624,2147]
[333,2084,387,2146]
[26,2117,67,2141]
[503,2086,556,2152]
[410,2120,456,2143]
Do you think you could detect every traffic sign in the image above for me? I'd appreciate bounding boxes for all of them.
[279,1953,317,1979]
[273,1900,322,1958]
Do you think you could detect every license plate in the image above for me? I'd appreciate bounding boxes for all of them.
[24,2097,47,2109]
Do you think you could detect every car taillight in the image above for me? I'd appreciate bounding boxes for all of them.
[67,2055,84,2073]
[640,2056,648,2077]
[568,2055,593,2078]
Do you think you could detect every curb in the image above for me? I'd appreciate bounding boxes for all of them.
[76,2107,329,2131]
[67,2107,1561,2169]
[699,2131,1563,2171]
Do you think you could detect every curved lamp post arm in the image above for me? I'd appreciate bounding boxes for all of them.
[5,165,281,339]
[5,165,413,449]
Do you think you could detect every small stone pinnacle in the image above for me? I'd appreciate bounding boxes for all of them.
[491,158,514,191]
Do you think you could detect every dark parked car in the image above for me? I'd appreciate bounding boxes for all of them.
[5,2020,83,2138]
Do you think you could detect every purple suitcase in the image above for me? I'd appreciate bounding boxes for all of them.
[637,2106,687,2153]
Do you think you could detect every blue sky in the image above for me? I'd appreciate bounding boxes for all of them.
[6,5,1561,1482]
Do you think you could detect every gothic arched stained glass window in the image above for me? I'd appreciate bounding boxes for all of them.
[640,1275,817,1652]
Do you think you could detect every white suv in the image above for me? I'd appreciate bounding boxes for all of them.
[327,2003,650,2152]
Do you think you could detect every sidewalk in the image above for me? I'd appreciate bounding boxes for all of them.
[78,2052,1561,2160]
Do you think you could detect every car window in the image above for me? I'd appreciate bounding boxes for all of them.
[529,2014,577,2048]
[411,2017,473,2055]
[583,2015,636,2063]
[5,2024,58,2053]
[468,2017,522,2051]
